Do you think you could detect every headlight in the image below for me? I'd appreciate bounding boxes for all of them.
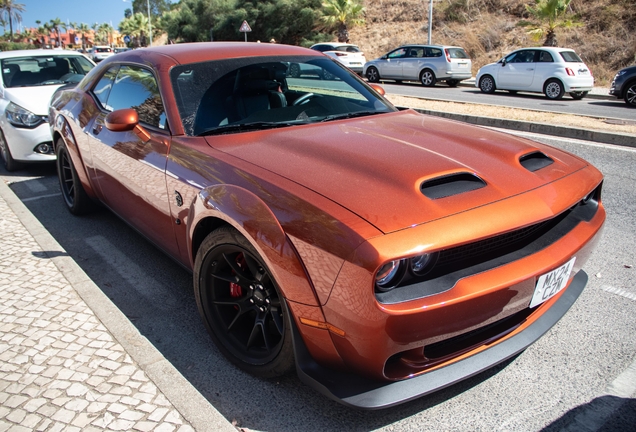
[616,70,626,77]
[409,253,438,276]
[5,102,45,128]
[375,260,406,292]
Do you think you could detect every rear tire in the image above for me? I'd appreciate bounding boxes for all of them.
[56,138,94,215]
[194,227,295,378]
[544,79,564,100]
[624,83,636,107]
[479,75,496,94]
[569,91,588,100]
[0,129,22,172]
[420,69,436,87]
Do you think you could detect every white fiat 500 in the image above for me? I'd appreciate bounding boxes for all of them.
[476,47,593,100]
[0,50,95,171]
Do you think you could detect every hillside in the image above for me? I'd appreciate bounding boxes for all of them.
[348,0,636,85]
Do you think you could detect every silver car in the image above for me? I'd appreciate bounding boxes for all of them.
[364,45,472,87]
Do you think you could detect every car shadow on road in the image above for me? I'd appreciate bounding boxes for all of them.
[541,395,636,431]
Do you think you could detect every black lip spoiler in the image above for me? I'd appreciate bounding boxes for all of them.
[290,270,588,409]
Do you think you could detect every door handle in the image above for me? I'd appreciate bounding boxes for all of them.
[527,68,534,71]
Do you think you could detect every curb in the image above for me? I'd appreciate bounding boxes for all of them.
[0,179,236,432]
[407,108,635,148]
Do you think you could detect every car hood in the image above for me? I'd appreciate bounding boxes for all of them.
[207,110,588,234]
[4,85,65,116]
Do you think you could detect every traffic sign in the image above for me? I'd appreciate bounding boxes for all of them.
[124,35,131,44]
[239,21,252,32]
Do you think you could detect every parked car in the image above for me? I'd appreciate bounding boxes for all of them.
[49,42,605,409]
[364,45,472,87]
[476,47,593,100]
[91,46,114,62]
[309,42,366,74]
[609,65,636,107]
[114,47,131,54]
[0,50,95,171]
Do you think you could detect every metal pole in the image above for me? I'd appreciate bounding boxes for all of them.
[427,0,433,44]
[147,0,153,46]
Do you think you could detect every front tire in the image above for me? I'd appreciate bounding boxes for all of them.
[544,79,564,100]
[194,227,295,378]
[56,138,93,215]
[0,129,21,172]
[366,66,380,83]
[420,69,436,87]
[624,83,636,107]
[479,75,496,94]
[569,91,588,100]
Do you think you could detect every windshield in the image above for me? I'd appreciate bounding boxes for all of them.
[2,55,94,88]
[171,56,395,136]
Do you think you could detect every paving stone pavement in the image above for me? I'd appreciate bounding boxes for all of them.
[0,179,235,432]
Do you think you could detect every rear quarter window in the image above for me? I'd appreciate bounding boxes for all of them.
[447,48,469,59]
[559,51,583,62]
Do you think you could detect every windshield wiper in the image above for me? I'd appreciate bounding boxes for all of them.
[320,111,382,122]
[198,121,302,136]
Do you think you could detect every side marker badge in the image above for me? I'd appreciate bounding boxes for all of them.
[174,191,183,207]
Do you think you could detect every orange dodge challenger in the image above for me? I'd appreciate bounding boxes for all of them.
[49,43,605,409]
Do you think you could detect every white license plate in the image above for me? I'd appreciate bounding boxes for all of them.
[529,257,576,308]
[458,63,467,68]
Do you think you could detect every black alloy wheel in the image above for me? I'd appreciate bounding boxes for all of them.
[625,83,636,107]
[288,63,300,78]
[0,129,21,172]
[55,139,93,215]
[194,227,294,378]
[366,66,380,83]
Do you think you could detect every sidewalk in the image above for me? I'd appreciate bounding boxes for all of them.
[0,179,235,431]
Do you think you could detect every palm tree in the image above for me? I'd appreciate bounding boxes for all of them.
[0,0,26,42]
[49,17,63,47]
[98,22,114,46]
[76,22,90,51]
[321,0,365,43]
[525,0,579,47]
[119,12,149,47]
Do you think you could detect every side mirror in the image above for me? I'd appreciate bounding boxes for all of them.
[381,55,387,60]
[501,59,507,66]
[105,108,151,143]
[369,83,385,96]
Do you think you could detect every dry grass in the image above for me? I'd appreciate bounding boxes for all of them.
[385,94,636,135]
[349,0,636,86]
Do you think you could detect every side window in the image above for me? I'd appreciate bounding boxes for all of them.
[106,65,167,130]
[92,66,119,109]
[426,48,442,58]
[388,48,407,59]
[538,51,554,62]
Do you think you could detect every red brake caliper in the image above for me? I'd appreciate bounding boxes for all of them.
[229,253,246,298]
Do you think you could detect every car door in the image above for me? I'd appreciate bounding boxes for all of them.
[532,50,557,92]
[379,48,407,79]
[497,50,536,89]
[87,64,179,257]
[401,47,424,80]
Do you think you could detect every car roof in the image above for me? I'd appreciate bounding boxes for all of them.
[0,49,88,59]
[312,43,359,48]
[108,42,321,66]
[396,44,464,49]
[511,47,577,52]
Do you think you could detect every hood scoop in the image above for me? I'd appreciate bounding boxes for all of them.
[520,151,554,172]
[420,173,487,200]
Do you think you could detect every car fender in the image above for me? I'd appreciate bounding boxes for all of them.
[52,114,99,199]
[191,183,322,308]
[418,62,438,77]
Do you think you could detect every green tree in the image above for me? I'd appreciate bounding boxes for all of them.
[76,22,90,51]
[49,17,63,47]
[525,0,580,47]
[96,22,114,45]
[0,0,26,42]
[321,0,364,43]
[132,0,171,17]
[119,12,150,47]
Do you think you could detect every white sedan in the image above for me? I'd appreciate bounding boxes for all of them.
[0,50,95,171]
[476,47,593,100]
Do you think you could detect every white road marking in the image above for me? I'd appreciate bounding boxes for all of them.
[21,192,62,202]
[602,285,636,301]
[491,128,636,153]
[85,235,179,311]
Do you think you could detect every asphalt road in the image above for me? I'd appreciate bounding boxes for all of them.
[2,132,635,431]
[381,82,636,122]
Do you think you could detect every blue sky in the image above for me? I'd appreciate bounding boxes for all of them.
[17,0,131,31]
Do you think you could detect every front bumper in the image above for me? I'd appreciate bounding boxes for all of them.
[293,269,588,409]
[1,121,55,162]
